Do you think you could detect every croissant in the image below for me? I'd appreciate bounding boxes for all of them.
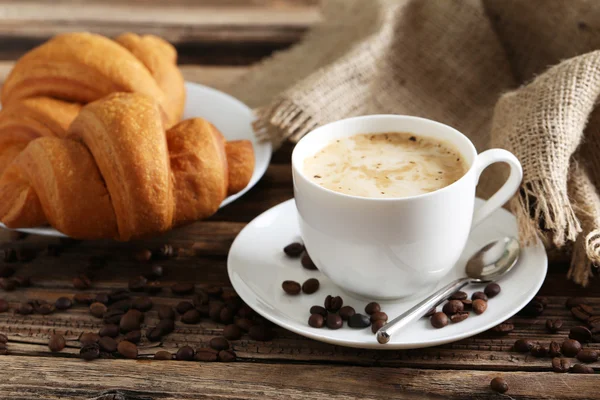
[0,93,255,240]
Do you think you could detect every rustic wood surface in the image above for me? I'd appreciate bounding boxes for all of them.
[0,1,599,399]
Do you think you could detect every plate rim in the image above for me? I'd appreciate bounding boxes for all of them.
[227,198,548,350]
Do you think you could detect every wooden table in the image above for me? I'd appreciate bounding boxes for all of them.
[0,1,599,399]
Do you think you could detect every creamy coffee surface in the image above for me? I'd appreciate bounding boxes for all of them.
[303,132,468,198]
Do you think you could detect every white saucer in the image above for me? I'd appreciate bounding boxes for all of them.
[0,82,272,237]
[228,198,547,349]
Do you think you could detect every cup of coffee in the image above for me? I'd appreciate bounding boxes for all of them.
[291,115,522,299]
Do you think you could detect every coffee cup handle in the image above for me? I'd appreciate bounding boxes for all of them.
[471,149,523,227]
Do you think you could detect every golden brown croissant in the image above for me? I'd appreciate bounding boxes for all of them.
[0,93,255,240]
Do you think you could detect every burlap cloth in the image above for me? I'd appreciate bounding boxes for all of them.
[226,0,600,286]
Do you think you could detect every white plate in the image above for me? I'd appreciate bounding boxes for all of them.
[0,82,272,237]
[228,198,547,349]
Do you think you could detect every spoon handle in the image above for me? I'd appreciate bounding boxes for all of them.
[376,277,471,344]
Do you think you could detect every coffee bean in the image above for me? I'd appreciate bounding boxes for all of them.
[206,286,223,297]
[99,324,119,338]
[570,326,592,343]
[0,334,7,343]
[249,324,275,341]
[301,253,318,270]
[194,347,218,362]
[98,336,118,353]
[370,319,385,334]
[157,244,174,259]
[339,306,356,321]
[490,377,508,394]
[108,289,130,302]
[146,327,163,342]
[0,266,14,278]
[158,305,175,320]
[484,283,501,298]
[473,299,487,315]
[125,330,142,344]
[283,242,305,258]
[492,323,514,334]
[145,281,162,294]
[117,340,138,359]
[566,297,589,309]
[132,296,152,312]
[17,303,33,315]
[431,312,448,329]
[13,275,30,288]
[120,310,142,332]
[74,293,94,305]
[579,303,594,315]
[577,349,599,363]
[552,357,571,373]
[518,299,544,316]
[0,278,17,291]
[308,313,324,328]
[80,332,100,345]
[442,300,464,315]
[182,309,202,324]
[209,337,230,351]
[561,339,582,357]
[48,334,65,352]
[450,311,469,323]
[176,301,194,315]
[197,305,210,318]
[545,319,563,333]
[80,343,100,361]
[145,265,164,281]
[549,341,561,357]
[16,248,35,262]
[73,274,91,290]
[302,278,320,294]
[370,312,388,323]
[218,350,236,362]
[154,350,173,360]
[220,307,235,324]
[534,296,548,307]
[365,302,380,315]
[176,346,195,361]
[133,248,152,262]
[530,344,548,358]
[92,293,109,306]
[324,295,343,312]
[348,313,371,328]
[588,315,600,327]
[103,309,124,325]
[326,314,343,329]
[171,282,195,295]
[128,276,147,292]
[282,281,301,295]
[37,303,55,315]
[192,290,210,307]
[471,291,488,301]
[309,305,327,317]
[571,306,591,321]
[235,318,254,332]
[572,364,594,374]
[424,307,436,317]
[449,291,467,300]
[223,324,243,340]
[209,302,225,322]
[0,299,8,313]
[236,305,255,319]
[461,299,473,311]
[90,302,107,318]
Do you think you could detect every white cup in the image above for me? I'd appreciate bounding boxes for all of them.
[292,115,522,299]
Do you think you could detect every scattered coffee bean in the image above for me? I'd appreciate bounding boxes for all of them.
[518,299,545,316]
[154,350,173,360]
[218,350,236,362]
[249,324,275,341]
[370,312,388,323]
[176,301,194,315]
[98,336,118,353]
[37,303,55,315]
[572,364,594,374]
[0,299,8,313]
[237,304,255,319]
[103,309,125,325]
[561,339,582,357]
[471,291,488,301]
[80,332,100,345]
[347,313,371,328]
[577,349,599,363]
[206,286,223,297]
[17,303,33,315]
[371,319,386,333]
[327,314,343,329]
[132,296,152,312]
[16,248,36,262]
[282,281,301,295]
[13,275,31,288]
[534,296,548,307]
[566,297,588,309]
[128,276,148,292]
[492,322,514,334]
[0,266,14,278]
[450,311,469,323]
[424,307,436,318]
[73,274,91,290]
[195,347,218,362]
[108,299,132,313]
[302,278,320,294]
[490,377,508,394]
[431,312,449,329]
[442,300,464,315]
[236,318,254,332]
[569,326,592,343]
[365,302,380,315]
[48,334,65,352]
[182,309,202,324]
[0,334,7,343]
[0,278,17,291]
[145,281,162,294]
[197,305,210,318]
[571,306,591,322]
[449,291,467,300]
[588,315,600,328]
[74,293,94,305]
[549,341,561,357]
[171,282,194,295]
[223,324,243,340]
[578,303,594,315]
[117,340,138,359]
[461,299,473,310]
[220,307,234,324]
[339,306,356,321]
[80,343,100,361]
[309,305,327,317]
[473,299,487,315]
[530,343,548,358]
[146,327,163,342]
[157,244,174,259]
[157,305,175,320]
[120,310,142,332]
[301,253,318,270]
[209,337,230,351]
[308,313,324,328]
[484,283,501,298]
[209,302,225,322]
[93,293,110,305]
[552,357,571,373]
[125,330,142,344]
[133,249,152,262]
[90,302,107,318]
[283,242,305,258]
[145,265,164,281]
[176,346,195,361]
[324,295,343,312]
[99,324,119,338]
[192,291,210,308]
[545,319,563,333]
[108,289,130,302]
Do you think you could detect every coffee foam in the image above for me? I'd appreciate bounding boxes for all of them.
[303,132,468,198]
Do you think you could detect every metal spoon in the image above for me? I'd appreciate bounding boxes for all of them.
[376,237,520,344]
